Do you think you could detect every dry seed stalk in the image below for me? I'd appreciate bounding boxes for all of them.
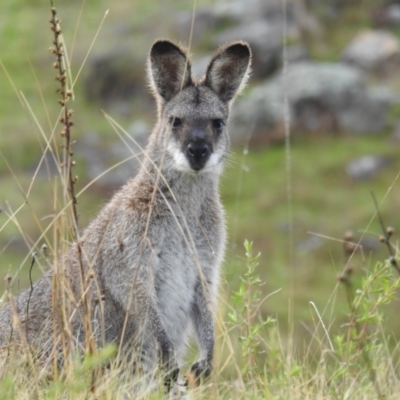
[49,5,78,216]
[49,1,96,377]
[371,191,400,275]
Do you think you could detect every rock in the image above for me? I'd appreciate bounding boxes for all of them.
[296,236,324,254]
[191,56,210,80]
[211,0,284,24]
[342,30,400,75]
[359,238,380,254]
[383,3,400,25]
[373,1,400,28]
[214,21,286,79]
[176,0,318,79]
[346,155,393,181]
[228,86,279,146]
[78,121,151,189]
[229,62,398,146]
[213,0,319,79]
[216,0,318,30]
[393,120,400,141]
[84,51,151,115]
[77,133,107,187]
[174,7,234,45]
[339,87,398,134]
[29,151,59,180]
[286,45,309,64]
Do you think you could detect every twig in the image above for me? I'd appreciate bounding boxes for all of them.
[5,275,14,360]
[25,252,36,342]
[371,191,400,276]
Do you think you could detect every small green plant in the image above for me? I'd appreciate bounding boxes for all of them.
[228,240,275,384]
[334,223,400,399]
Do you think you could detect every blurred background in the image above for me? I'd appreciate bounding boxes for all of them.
[2,0,400,352]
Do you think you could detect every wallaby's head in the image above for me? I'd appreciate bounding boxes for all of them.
[148,40,251,174]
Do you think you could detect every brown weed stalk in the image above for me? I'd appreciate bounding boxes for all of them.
[371,191,400,276]
[338,233,383,400]
[49,2,97,391]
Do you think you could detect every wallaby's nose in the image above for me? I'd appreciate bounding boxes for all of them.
[186,140,210,171]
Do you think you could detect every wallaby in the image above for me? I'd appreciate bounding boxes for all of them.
[0,39,251,390]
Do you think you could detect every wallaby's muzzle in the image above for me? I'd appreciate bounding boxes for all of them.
[185,128,212,171]
[186,139,210,171]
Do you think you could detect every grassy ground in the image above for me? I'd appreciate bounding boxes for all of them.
[1,0,400,398]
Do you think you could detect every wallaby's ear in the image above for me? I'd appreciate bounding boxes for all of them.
[205,41,251,103]
[149,40,192,102]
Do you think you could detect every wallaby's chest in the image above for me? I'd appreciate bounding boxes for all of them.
[153,199,222,288]
[151,196,224,341]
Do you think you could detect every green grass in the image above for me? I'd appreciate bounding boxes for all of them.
[221,134,400,345]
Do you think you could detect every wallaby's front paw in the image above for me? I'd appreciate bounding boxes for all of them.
[188,359,212,387]
[164,366,179,392]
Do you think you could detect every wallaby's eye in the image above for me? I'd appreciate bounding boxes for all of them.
[170,117,182,129]
[212,119,224,131]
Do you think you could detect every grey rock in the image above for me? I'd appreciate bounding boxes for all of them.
[393,120,400,141]
[78,121,151,189]
[228,85,278,146]
[346,155,392,181]
[213,0,319,79]
[210,0,286,25]
[77,132,105,185]
[373,2,400,28]
[359,237,380,254]
[191,56,210,80]
[296,236,324,254]
[229,62,397,145]
[286,45,310,64]
[339,87,398,134]
[84,51,150,114]
[177,0,319,79]
[214,21,286,79]
[29,151,60,180]
[386,3,400,25]
[174,7,234,45]
[342,30,400,74]
[107,120,150,184]
[215,0,281,22]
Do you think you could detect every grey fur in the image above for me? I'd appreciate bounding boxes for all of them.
[0,39,251,388]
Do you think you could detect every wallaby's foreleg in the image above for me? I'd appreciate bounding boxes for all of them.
[146,305,180,391]
[190,280,215,385]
